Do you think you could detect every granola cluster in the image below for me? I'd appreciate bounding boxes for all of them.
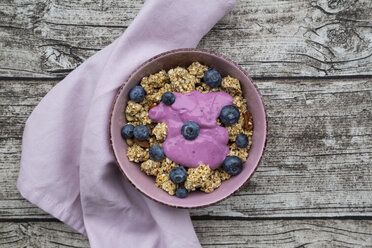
[188,62,209,79]
[184,164,230,193]
[125,62,253,195]
[125,101,151,125]
[152,123,168,142]
[127,144,149,163]
[221,76,242,96]
[155,159,178,195]
[140,160,161,176]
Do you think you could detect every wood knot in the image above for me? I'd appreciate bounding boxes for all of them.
[327,0,349,9]
[327,27,352,49]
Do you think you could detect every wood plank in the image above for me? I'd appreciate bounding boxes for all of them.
[0,221,89,248]
[0,78,371,219]
[193,219,372,247]
[0,0,371,78]
[0,219,372,247]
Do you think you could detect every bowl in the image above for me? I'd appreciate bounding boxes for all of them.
[109,48,267,208]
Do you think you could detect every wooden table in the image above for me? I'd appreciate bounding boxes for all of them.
[1,0,371,247]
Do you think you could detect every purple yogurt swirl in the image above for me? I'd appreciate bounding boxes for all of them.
[148,91,233,169]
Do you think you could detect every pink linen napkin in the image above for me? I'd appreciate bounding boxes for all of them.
[17,0,236,247]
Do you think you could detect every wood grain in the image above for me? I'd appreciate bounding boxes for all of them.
[0,78,370,219]
[1,0,371,246]
[1,219,371,247]
[0,0,371,78]
[193,219,372,247]
[0,221,89,248]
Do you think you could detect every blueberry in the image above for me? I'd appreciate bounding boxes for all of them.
[161,92,176,106]
[133,125,149,141]
[222,156,243,176]
[219,105,240,125]
[236,134,248,148]
[181,121,200,140]
[169,167,187,184]
[121,124,134,139]
[203,68,222,88]
[175,187,188,198]
[129,86,145,102]
[149,145,165,161]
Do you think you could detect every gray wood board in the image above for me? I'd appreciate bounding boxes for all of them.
[1,219,372,247]
[1,78,371,219]
[0,0,371,78]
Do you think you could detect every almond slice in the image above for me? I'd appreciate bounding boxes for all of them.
[134,138,150,148]
[149,102,158,110]
[244,111,253,131]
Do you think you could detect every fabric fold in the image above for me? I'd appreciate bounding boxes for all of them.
[17,0,236,247]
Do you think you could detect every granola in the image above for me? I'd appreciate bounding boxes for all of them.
[152,123,168,142]
[168,67,198,93]
[140,160,161,176]
[155,172,176,195]
[228,143,249,162]
[221,75,242,96]
[125,100,152,125]
[126,144,149,163]
[123,62,253,197]
[184,164,212,191]
[140,70,169,94]
[187,62,208,79]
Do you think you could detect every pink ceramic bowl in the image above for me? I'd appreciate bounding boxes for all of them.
[109,48,267,208]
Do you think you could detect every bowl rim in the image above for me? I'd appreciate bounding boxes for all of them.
[109,48,268,209]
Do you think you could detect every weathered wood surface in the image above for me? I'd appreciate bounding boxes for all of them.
[1,78,371,219]
[0,0,371,78]
[1,219,372,248]
[1,0,372,246]
[0,221,89,248]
